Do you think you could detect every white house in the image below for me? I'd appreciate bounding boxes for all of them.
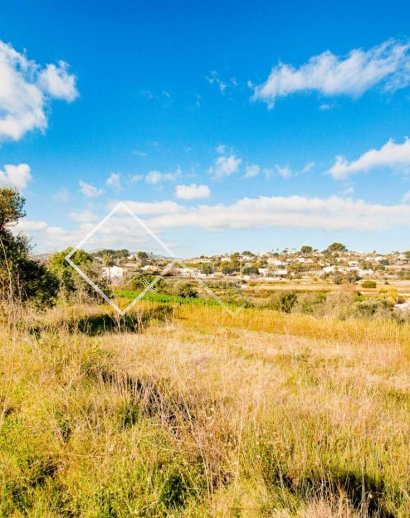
[102,265,124,281]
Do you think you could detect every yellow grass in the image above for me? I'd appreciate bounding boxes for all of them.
[0,302,409,516]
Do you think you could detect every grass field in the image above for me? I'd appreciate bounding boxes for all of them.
[0,301,409,517]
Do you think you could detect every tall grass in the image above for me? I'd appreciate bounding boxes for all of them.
[0,301,409,516]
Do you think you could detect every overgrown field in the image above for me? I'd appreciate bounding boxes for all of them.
[0,302,409,517]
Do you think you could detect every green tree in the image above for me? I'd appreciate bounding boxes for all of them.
[48,248,111,302]
[200,264,214,276]
[0,189,58,307]
[300,245,313,254]
[137,251,149,266]
[327,242,347,253]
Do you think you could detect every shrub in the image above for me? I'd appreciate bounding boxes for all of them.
[361,280,377,289]
[269,291,298,313]
[175,281,199,299]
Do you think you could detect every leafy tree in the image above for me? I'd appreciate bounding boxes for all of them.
[0,189,58,307]
[327,242,347,253]
[175,281,198,298]
[48,248,111,302]
[300,245,313,254]
[243,266,259,276]
[136,251,149,266]
[200,264,214,276]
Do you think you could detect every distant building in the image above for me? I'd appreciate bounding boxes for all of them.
[102,265,124,281]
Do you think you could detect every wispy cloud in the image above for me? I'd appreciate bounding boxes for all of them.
[206,71,237,94]
[79,180,103,198]
[106,173,122,192]
[0,41,78,141]
[252,39,410,108]
[209,153,242,179]
[329,138,410,180]
[244,164,261,179]
[146,168,181,185]
[132,149,148,157]
[52,187,70,203]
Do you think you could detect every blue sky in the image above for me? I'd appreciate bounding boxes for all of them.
[1,0,410,256]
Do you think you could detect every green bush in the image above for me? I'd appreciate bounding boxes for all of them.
[269,291,298,313]
[361,280,377,289]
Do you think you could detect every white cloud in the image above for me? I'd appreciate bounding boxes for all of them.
[244,164,261,178]
[146,169,180,185]
[403,191,410,203]
[37,61,78,101]
[209,154,241,179]
[275,165,293,179]
[18,195,410,253]
[132,149,148,157]
[0,163,31,190]
[145,195,410,232]
[79,180,103,198]
[106,172,121,191]
[319,103,334,111]
[15,219,48,232]
[252,39,410,107]
[0,41,78,141]
[175,183,210,200]
[206,71,237,94]
[131,174,144,183]
[329,138,410,180]
[68,209,99,223]
[110,200,184,215]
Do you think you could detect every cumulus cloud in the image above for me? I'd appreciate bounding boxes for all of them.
[175,183,210,200]
[18,195,410,253]
[120,195,410,232]
[0,41,78,141]
[37,61,78,101]
[209,154,241,179]
[0,163,31,190]
[79,180,103,198]
[106,173,121,191]
[329,138,410,180]
[252,39,410,108]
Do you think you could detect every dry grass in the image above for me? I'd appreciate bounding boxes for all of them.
[0,302,409,516]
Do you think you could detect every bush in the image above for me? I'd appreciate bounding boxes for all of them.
[175,281,199,299]
[362,280,377,289]
[269,291,298,313]
[295,292,327,315]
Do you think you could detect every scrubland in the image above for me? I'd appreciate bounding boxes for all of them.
[0,302,409,517]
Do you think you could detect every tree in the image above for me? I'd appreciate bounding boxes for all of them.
[48,248,111,302]
[0,188,25,231]
[243,266,259,276]
[0,189,58,307]
[200,264,214,276]
[175,281,198,298]
[327,242,347,253]
[300,245,313,254]
[137,251,149,266]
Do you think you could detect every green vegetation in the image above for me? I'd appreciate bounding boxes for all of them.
[0,189,58,307]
